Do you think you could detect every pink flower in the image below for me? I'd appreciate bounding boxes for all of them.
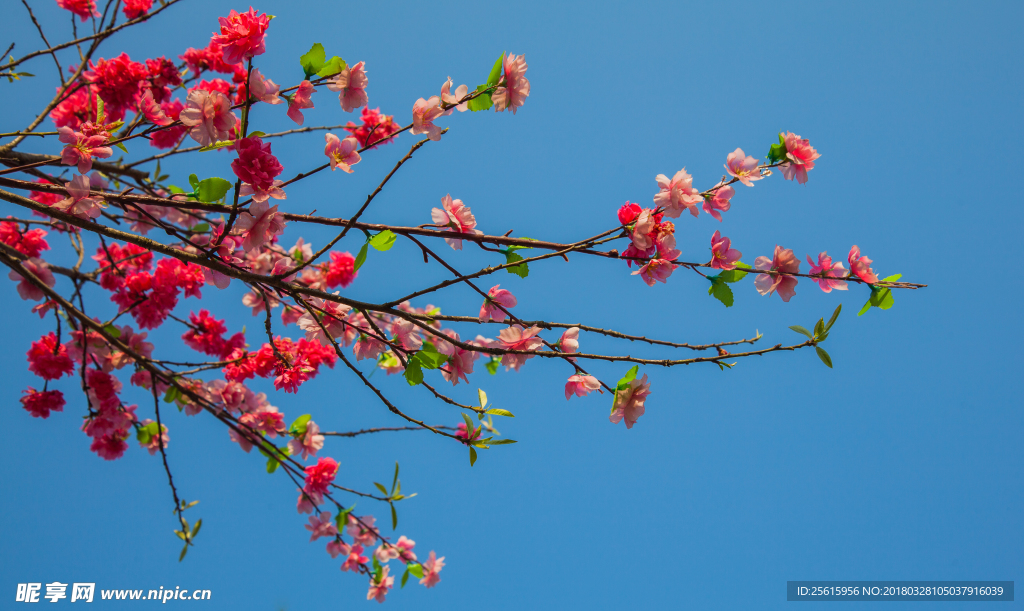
[710,230,741,270]
[780,132,821,184]
[210,8,270,65]
[138,88,171,126]
[431,194,482,250]
[493,54,530,114]
[20,388,65,418]
[57,0,100,21]
[179,89,236,146]
[436,332,478,386]
[632,258,677,286]
[297,298,351,346]
[27,333,74,380]
[248,68,282,104]
[122,0,153,19]
[326,539,349,559]
[618,202,642,225]
[411,96,445,141]
[653,169,702,218]
[9,257,55,301]
[725,148,763,186]
[344,106,399,148]
[559,327,579,355]
[440,77,469,112]
[57,126,112,174]
[610,373,651,429]
[324,133,361,173]
[347,514,379,546]
[420,551,445,588]
[494,325,544,371]
[235,201,286,252]
[479,285,517,322]
[53,174,105,220]
[341,544,368,572]
[324,251,357,288]
[367,566,394,603]
[306,512,339,542]
[702,185,734,222]
[232,136,285,203]
[754,245,800,302]
[395,535,417,562]
[290,420,325,460]
[565,374,601,400]
[807,252,849,292]
[286,80,315,125]
[374,544,399,563]
[631,209,656,251]
[847,245,878,284]
[327,62,368,113]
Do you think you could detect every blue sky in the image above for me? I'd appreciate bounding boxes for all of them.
[1,0,1021,608]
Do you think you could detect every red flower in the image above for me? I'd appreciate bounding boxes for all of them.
[323,251,357,289]
[211,8,271,65]
[343,107,399,149]
[27,333,74,381]
[83,53,149,120]
[122,0,153,19]
[20,388,66,419]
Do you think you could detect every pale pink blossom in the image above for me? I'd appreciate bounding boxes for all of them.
[440,77,469,112]
[653,169,702,218]
[374,544,399,563]
[492,53,530,114]
[235,201,286,253]
[297,298,351,346]
[632,258,677,286]
[138,88,172,125]
[631,209,656,250]
[324,133,361,173]
[559,327,579,355]
[565,374,602,400]
[431,194,482,250]
[179,89,236,146]
[9,258,55,301]
[347,514,379,546]
[57,126,112,174]
[326,539,349,559]
[780,132,821,184]
[411,96,445,141]
[479,285,517,322]
[286,80,315,125]
[494,325,544,371]
[754,245,800,302]
[341,544,368,572]
[435,332,478,386]
[248,68,282,104]
[725,148,763,186]
[327,61,368,113]
[53,174,105,220]
[395,535,417,562]
[847,245,878,284]
[288,420,325,460]
[305,512,338,541]
[610,373,651,429]
[419,551,445,588]
[702,185,734,222]
[807,252,849,292]
[710,230,741,270]
[391,319,423,351]
[367,566,394,603]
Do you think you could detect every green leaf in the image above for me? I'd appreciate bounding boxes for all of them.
[179,543,188,562]
[167,185,185,195]
[392,462,400,492]
[299,43,326,78]
[767,133,787,162]
[826,304,842,331]
[196,177,232,202]
[505,252,529,278]
[412,343,448,370]
[96,97,105,124]
[407,563,424,579]
[163,386,179,404]
[353,244,369,271]
[368,230,397,251]
[616,365,639,391]
[486,53,504,86]
[191,519,202,538]
[466,84,494,112]
[789,325,813,339]
[335,505,354,530]
[485,357,500,375]
[461,411,475,432]
[403,360,423,386]
[113,141,129,154]
[247,131,266,138]
[815,346,833,368]
[317,56,346,78]
[469,446,478,466]
[188,173,200,192]
[813,318,825,337]
[485,408,515,418]
[708,278,734,307]
[103,323,122,338]
[478,388,488,408]
[881,273,902,283]
[289,414,312,436]
[266,454,281,473]
[191,223,210,233]
[197,140,236,152]
[391,503,398,529]
[717,266,749,283]
[136,427,152,445]
[401,570,410,588]
[374,482,388,495]
[487,438,518,445]
[858,286,895,316]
